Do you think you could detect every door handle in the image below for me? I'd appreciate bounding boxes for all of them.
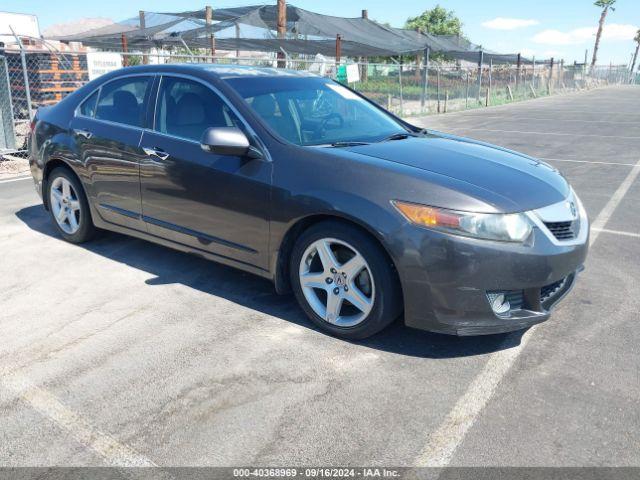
[73,128,92,139]
[142,147,170,161]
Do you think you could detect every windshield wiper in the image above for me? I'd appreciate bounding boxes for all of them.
[379,131,420,142]
[329,141,371,147]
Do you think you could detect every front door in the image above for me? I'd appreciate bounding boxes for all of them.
[139,75,272,270]
[69,75,154,230]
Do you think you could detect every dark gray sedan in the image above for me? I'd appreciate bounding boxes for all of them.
[28,64,589,338]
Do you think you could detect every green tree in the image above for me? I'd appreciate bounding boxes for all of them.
[404,5,463,36]
[591,0,616,67]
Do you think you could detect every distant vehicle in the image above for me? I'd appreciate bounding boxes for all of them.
[28,64,589,338]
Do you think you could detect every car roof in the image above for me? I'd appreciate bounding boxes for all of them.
[114,63,318,80]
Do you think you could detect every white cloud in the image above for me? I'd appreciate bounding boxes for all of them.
[533,23,638,45]
[482,17,539,30]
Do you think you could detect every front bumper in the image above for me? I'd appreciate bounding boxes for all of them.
[393,221,589,336]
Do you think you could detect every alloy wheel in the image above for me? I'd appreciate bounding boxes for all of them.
[49,176,81,235]
[298,238,375,327]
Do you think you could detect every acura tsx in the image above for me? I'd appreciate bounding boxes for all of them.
[28,64,589,338]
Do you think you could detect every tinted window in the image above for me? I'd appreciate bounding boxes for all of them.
[226,77,406,146]
[155,77,239,142]
[95,76,151,127]
[78,90,99,117]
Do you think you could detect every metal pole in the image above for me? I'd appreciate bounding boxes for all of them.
[399,55,404,115]
[436,66,440,113]
[487,59,493,106]
[421,47,430,111]
[477,49,484,103]
[532,56,536,90]
[465,71,470,109]
[9,27,33,121]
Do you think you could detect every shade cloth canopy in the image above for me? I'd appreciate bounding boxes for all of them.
[51,4,532,64]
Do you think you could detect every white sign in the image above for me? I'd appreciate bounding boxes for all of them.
[87,52,123,80]
[346,63,360,83]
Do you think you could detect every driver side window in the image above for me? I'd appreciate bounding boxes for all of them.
[155,77,239,142]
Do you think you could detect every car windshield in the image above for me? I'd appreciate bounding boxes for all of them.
[224,76,409,146]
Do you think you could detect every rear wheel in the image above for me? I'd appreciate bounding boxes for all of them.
[47,167,96,243]
[290,221,402,339]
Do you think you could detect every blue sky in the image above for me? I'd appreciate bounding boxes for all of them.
[6,0,640,64]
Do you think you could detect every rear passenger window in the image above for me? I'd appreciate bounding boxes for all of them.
[78,90,99,117]
[95,76,151,127]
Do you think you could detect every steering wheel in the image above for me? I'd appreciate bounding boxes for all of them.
[320,113,344,132]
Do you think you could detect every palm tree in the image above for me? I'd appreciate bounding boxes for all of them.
[591,0,616,67]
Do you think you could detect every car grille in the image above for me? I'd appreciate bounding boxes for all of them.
[540,277,568,304]
[544,220,577,241]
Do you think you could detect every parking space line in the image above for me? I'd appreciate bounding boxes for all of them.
[456,117,640,125]
[592,228,640,239]
[1,372,158,467]
[0,175,31,184]
[540,158,639,167]
[446,127,640,140]
[414,158,640,468]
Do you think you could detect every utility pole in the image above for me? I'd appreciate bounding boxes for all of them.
[205,5,215,60]
[277,0,286,68]
[335,34,342,65]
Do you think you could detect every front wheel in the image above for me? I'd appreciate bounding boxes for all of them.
[290,221,402,339]
[47,167,96,243]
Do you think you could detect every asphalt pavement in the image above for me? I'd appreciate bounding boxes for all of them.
[0,86,638,469]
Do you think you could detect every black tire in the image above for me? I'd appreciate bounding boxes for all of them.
[290,220,402,339]
[46,166,96,243]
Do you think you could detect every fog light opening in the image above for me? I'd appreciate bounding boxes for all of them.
[487,293,511,317]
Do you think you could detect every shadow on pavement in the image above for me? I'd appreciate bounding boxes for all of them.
[16,204,525,359]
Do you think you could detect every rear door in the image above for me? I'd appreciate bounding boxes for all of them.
[69,74,154,230]
[139,75,272,269]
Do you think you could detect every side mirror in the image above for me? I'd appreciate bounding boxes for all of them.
[200,127,262,159]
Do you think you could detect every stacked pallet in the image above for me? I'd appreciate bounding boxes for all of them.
[7,51,89,116]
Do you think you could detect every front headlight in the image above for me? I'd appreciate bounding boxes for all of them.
[392,201,533,243]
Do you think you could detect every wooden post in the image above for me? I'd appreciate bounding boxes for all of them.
[205,6,215,60]
[559,59,564,88]
[444,91,448,113]
[139,11,148,65]
[335,34,342,64]
[121,33,129,66]
[506,84,513,101]
[361,9,368,81]
[548,57,554,94]
[277,0,286,68]
[516,52,521,89]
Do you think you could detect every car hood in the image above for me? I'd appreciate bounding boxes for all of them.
[346,132,570,212]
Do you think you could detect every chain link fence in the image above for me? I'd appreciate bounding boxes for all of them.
[0,46,634,160]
